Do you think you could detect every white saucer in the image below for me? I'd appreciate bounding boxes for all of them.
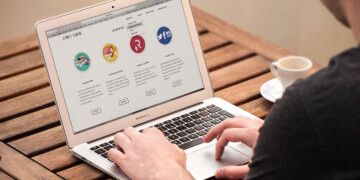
[260,78,283,103]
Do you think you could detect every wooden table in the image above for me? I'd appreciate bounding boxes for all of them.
[0,6,318,180]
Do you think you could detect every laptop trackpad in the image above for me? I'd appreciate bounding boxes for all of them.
[187,144,250,179]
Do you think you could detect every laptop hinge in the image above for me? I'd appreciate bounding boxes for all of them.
[87,101,204,144]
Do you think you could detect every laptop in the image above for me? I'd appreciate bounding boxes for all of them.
[35,0,256,179]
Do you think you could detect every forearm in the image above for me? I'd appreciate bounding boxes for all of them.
[153,164,194,180]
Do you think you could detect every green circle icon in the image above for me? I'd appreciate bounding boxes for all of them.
[74,53,90,71]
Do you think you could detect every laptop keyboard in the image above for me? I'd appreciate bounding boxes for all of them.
[89,104,235,163]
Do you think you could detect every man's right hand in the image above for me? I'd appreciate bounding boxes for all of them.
[203,115,264,179]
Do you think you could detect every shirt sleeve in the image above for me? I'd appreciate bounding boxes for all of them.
[245,85,324,180]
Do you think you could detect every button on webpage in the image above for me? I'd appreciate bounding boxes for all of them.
[91,107,102,115]
[172,80,182,87]
[146,89,156,96]
[119,98,129,106]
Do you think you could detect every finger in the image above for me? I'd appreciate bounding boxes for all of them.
[215,165,249,179]
[108,148,126,167]
[123,126,140,141]
[143,127,164,136]
[114,132,131,152]
[203,119,234,143]
[215,128,258,159]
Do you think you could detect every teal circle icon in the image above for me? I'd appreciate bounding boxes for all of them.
[74,53,90,71]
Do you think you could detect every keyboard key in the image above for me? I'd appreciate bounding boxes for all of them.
[202,116,212,121]
[101,153,108,159]
[179,138,203,150]
[194,120,204,124]
[181,114,189,118]
[100,143,110,147]
[157,126,167,132]
[185,129,196,134]
[210,113,220,118]
[206,105,215,108]
[173,121,184,126]
[190,110,198,115]
[211,119,222,125]
[168,135,179,140]
[103,145,112,151]
[171,140,182,145]
[191,115,201,119]
[208,107,222,113]
[177,132,188,137]
[197,131,207,136]
[218,116,228,121]
[188,134,199,139]
[199,112,209,116]
[218,111,235,118]
[90,146,100,151]
[165,124,176,129]
[198,107,207,111]
[172,117,181,121]
[109,140,114,144]
[193,125,204,131]
[176,126,187,131]
[154,123,163,128]
[182,118,192,123]
[202,122,212,127]
[167,129,179,134]
[185,123,196,128]
[179,137,190,142]
[95,149,106,154]
[164,120,172,124]
[163,132,169,136]
[204,128,211,132]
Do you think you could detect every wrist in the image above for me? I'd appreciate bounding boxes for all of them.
[152,163,193,180]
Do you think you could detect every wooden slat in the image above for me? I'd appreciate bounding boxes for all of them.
[0,68,49,101]
[32,146,79,171]
[205,44,253,71]
[8,126,65,156]
[0,49,43,79]
[0,106,58,140]
[215,72,274,105]
[0,142,61,180]
[210,55,271,90]
[239,98,273,119]
[199,32,229,52]
[57,163,106,180]
[0,86,53,120]
[196,25,206,34]
[0,34,38,60]
[0,171,14,180]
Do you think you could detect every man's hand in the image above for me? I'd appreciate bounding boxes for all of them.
[108,127,193,180]
[203,115,264,179]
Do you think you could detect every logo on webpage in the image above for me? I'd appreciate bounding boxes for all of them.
[103,44,118,62]
[130,35,145,53]
[74,53,90,71]
[157,26,172,45]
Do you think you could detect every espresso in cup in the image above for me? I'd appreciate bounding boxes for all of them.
[270,56,312,90]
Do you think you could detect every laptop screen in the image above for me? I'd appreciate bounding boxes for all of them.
[46,0,204,134]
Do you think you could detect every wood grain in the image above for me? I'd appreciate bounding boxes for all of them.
[0,49,43,79]
[199,32,229,52]
[215,72,274,105]
[0,142,62,180]
[209,55,271,90]
[0,106,59,140]
[204,44,253,71]
[57,163,107,180]
[32,146,79,172]
[8,126,65,156]
[0,171,14,180]
[0,68,49,101]
[0,34,38,60]
[239,97,273,119]
[0,86,54,120]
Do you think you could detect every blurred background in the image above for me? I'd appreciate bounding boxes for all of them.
[0,0,356,65]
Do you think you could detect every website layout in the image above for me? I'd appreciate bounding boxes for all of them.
[47,0,204,133]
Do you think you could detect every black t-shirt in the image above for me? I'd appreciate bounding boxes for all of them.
[246,46,360,180]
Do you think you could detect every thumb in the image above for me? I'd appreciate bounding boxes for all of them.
[215,165,249,179]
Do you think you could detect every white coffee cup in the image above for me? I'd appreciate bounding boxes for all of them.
[270,56,312,91]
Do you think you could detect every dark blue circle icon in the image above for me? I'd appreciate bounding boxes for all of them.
[157,27,172,45]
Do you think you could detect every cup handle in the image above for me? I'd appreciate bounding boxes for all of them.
[270,62,280,79]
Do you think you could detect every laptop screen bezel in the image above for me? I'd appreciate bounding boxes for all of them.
[35,0,214,149]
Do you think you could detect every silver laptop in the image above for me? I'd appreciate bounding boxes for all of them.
[35,0,256,179]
